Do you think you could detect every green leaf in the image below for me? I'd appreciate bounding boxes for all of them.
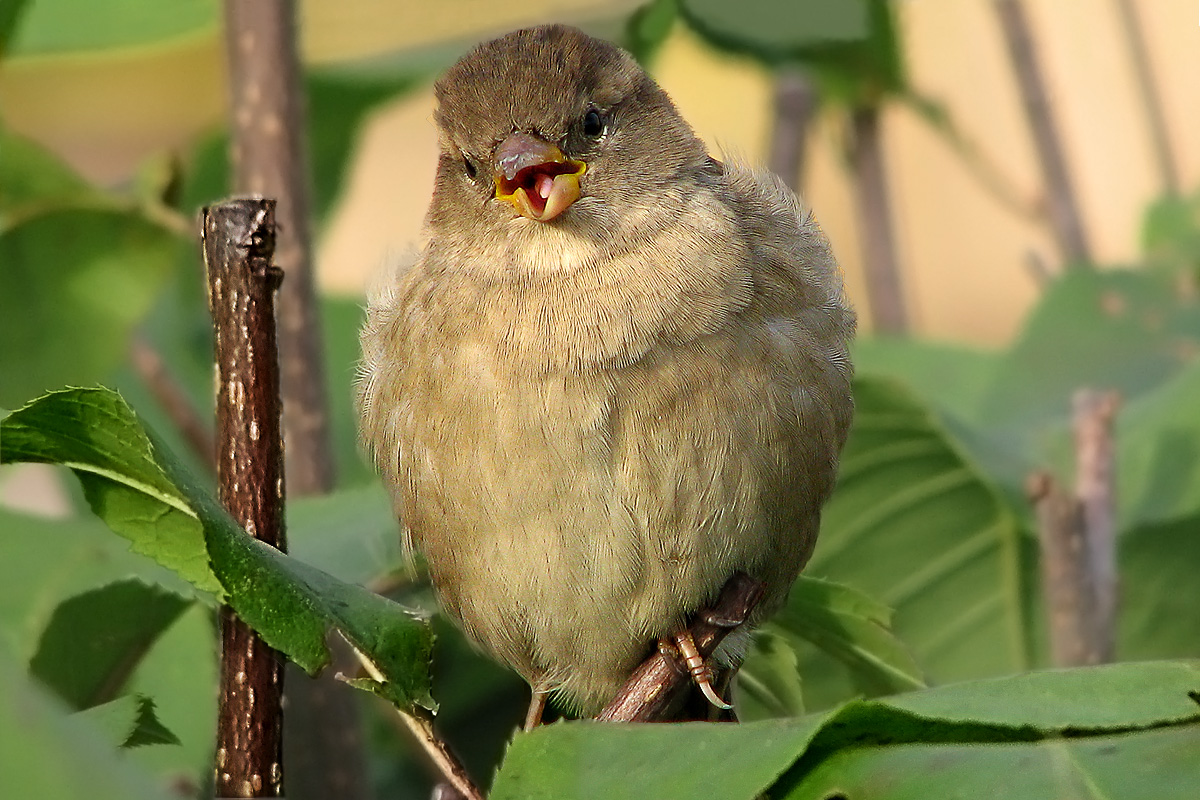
[1119,513,1200,661]
[29,579,192,709]
[1117,360,1200,528]
[491,717,827,800]
[780,724,1200,800]
[2,388,435,711]
[854,337,999,422]
[769,575,924,698]
[807,377,1035,706]
[0,207,178,408]
[0,125,100,227]
[737,629,806,720]
[491,662,1200,800]
[978,268,1200,436]
[76,694,181,749]
[0,649,177,800]
[0,0,31,56]
[5,0,216,57]
[288,483,404,586]
[677,0,905,102]
[0,505,194,659]
[2,389,221,593]
[624,0,678,64]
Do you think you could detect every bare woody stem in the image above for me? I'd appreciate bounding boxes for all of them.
[597,572,765,723]
[1028,389,1120,668]
[851,105,909,335]
[221,0,334,496]
[993,0,1092,266]
[203,198,287,798]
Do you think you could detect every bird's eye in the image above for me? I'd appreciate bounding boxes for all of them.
[463,157,478,179]
[582,109,605,138]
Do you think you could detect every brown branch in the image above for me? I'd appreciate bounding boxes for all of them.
[221,0,334,496]
[221,4,368,794]
[1027,389,1120,668]
[768,68,816,193]
[1073,389,1120,664]
[203,198,287,797]
[1113,0,1179,197]
[129,334,215,473]
[596,572,765,723]
[850,106,909,335]
[352,651,483,800]
[993,0,1092,266]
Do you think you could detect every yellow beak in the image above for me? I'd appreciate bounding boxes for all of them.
[493,132,586,222]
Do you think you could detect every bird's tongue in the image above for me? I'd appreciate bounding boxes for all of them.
[534,173,555,200]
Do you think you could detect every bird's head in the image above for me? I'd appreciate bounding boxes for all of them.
[426,25,712,259]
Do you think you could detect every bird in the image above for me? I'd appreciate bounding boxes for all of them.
[357,24,855,725]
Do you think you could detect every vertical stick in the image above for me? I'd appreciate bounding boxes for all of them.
[203,198,287,798]
[1028,389,1120,668]
[1112,0,1179,197]
[1073,389,1120,664]
[851,106,910,335]
[221,0,334,495]
[993,0,1092,266]
[768,68,816,194]
[221,5,369,796]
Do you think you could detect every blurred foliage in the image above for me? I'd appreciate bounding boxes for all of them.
[2,1,1200,798]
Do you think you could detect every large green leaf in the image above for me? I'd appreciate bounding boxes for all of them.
[805,377,1035,704]
[76,694,181,749]
[0,207,178,408]
[0,126,101,228]
[1,389,220,593]
[2,388,434,710]
[853,337,999,422]
[5,0,215,57]
[0,648,177,800]
[1119,512,1200,661]
[978,268,1200,437]
[780,724,1200,800]
[29,579,192,709]
[490,662,1200,800]
[0,506,191,660]
[1117,360,1200,528]
[678,0,905,101]
[768,576,924,699]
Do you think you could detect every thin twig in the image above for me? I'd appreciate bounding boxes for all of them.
[203,197,287,797]
[129,334,214,473]
[350,649,483,800]
[596,572,765,723]
[1073,389,1120,664]
[221,0,335,496]
[1113,0,1178,196]
[768,68,816,193]
[993,0,1092,266]
[1028,389,1120,668]
[850,106,909,334]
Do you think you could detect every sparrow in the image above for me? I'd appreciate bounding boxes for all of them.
[357,24,855,724]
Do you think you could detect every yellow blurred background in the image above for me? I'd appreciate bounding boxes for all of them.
[2,0,1198,345]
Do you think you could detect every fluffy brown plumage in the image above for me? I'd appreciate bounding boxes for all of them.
[357,24,855,715]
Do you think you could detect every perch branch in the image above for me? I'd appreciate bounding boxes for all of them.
[203,198,287,797]
[596,572,765,723]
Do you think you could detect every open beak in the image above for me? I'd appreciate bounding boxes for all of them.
[493,132,586,222]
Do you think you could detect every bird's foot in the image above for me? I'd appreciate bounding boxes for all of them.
[659,631,733,711]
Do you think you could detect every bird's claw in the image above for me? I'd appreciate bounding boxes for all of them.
[665,631,733,711]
